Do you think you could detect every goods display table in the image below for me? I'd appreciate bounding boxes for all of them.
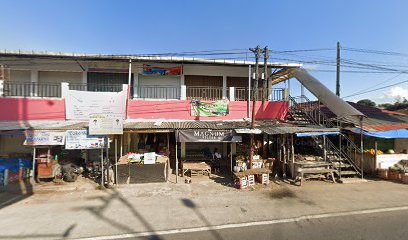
[182,161,211,177]
[294,161,337,186]
[233,168,272,189]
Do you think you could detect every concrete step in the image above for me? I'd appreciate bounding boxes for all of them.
[338,178,368,184]
[332,163,352,168]
[338,170,359,176]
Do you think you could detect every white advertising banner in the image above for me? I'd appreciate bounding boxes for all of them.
[64,86,127,120]
[24,131,65,146]
[89,115,123,135]
[65,130,105,149]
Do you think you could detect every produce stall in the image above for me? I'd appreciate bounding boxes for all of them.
[118,132,171,184]
[175,129,242,183]
[351,128,408,175]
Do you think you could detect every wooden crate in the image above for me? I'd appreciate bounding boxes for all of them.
[247,175,255,186]
[257,173,270,185]
[235,176,248,189]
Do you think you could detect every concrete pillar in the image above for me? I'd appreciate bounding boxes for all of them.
[231,143,236,155]
[82,71,87,90]
[180,85,187,100]
[30,70,39,97]
[222,75,227,98]
[82,71,87,84]
[133,73,139,98]
[180,74,185,85]
[222,143,228,157]
[0,79,4,97]
[61,82,69,99]
[181,142,186,158]
[229,87,235,101]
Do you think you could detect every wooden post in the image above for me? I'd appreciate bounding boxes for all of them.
[230,142,233,174]
[115,136,118,184]
[176,141,179,184]
[291,134,295,179]
[282,135,287,179]
[167,132,170,182]
[31,147,36,184]
[100,148,105,189]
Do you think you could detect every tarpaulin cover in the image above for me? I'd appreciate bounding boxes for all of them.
[296,132,340,137]
[351,128,408,139]
[176,129,242,142]
[0,158,32,172]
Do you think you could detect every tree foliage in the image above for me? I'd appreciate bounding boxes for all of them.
[378,98,408,111]
[357,99,376,107]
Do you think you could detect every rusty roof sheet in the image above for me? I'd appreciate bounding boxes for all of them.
[320,102,408,131]
[0,120,87,131]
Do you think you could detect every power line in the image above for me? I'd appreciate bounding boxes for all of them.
[343,79,408,98]
[346,73,403,96]
[342,47,408,57]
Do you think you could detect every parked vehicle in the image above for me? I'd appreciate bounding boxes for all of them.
[61,163,84,182]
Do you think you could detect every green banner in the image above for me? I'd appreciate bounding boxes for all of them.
[191,100,229,117]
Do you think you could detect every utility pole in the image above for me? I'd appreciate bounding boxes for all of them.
[249,45,261,169]
[261,46,269,111]
[336,41,340,96]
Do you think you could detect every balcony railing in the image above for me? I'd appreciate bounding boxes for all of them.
[1,81,287,102]
[134,85,180,99]
[69,83,124,92]
[234,87,285,101]
[3,82,61,98]
[186,86,224,100]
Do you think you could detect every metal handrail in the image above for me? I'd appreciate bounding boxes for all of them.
[3,81,61,97]
[134,85,181,99]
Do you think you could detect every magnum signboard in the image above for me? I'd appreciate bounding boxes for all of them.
[176,129,242,143]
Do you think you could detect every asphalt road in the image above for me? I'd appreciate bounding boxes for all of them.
[88,208,408,240]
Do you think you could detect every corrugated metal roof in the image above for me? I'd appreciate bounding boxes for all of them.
[0,120,339,136]
[320,102,408,131]
[0,50,302,68]
[0,120,87,131]
[259,125,339,135]
[124,121,252,130]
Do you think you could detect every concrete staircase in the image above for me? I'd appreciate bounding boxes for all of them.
[288,95,364,182]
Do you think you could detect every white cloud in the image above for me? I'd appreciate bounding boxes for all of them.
[371,86,408,104]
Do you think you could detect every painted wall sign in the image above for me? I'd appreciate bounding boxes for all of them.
[142,64,182,75]
[24,131,66,146]
[176,129,242,142]
[65,130,105,149]
[191,99,229,117]
[89,115,123,135]
[64,87,127,120]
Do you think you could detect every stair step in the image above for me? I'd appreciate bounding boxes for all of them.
[338,178,367,184]
[338,170,359,176]
[332,163,352,168]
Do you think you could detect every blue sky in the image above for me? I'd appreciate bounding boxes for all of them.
[1,0,408,103]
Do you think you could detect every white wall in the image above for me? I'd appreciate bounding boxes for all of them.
[183,64,248,77]
[39,71,83,84]
[9,70,31,82]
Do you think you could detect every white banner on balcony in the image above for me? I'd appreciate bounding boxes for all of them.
[64,85,127,120]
